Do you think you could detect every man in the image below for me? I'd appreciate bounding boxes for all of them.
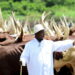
[20,24,75,75]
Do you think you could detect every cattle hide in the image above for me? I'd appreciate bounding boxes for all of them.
[0,42,28,75]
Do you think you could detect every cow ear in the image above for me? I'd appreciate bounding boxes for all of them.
[53,52,63,60]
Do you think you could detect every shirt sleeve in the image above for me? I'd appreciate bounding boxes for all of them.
[52,39,74,52]
[20,43,30,66]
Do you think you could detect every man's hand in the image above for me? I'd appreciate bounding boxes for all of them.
[19,60,26,66]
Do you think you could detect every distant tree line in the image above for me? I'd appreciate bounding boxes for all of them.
[0,0,75,5]
[0,0,75,19]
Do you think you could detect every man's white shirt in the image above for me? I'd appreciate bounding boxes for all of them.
[20,38,74,75]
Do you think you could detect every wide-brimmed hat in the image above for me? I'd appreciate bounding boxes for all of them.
[34,24,44,34]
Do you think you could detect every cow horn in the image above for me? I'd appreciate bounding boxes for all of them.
[15,26,23,43]
[41,12,55,36]
[52,19,63,39]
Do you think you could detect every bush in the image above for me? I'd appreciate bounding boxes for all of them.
[0,2,10,10]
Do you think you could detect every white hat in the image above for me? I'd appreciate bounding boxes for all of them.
[34,24,44,34]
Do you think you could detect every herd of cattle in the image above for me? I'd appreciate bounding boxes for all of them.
[0,10,75,75]
[0,31,74,75]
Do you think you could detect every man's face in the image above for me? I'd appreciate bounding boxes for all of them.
[35,30,45,42]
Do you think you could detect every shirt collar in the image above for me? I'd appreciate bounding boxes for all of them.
[34,38,45,45]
